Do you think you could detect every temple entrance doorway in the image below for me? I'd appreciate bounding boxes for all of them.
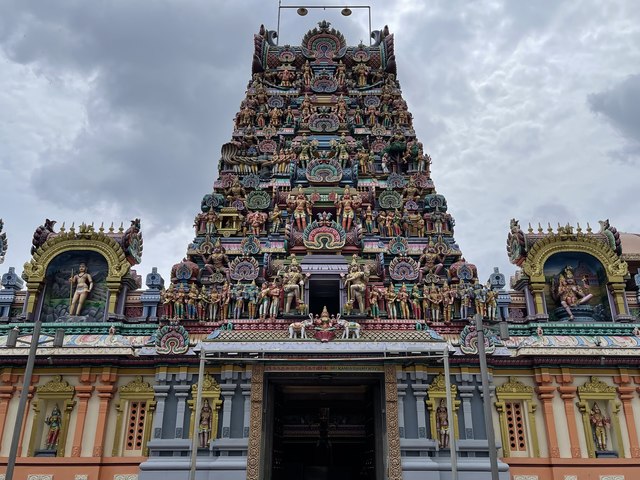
[307,278,341,317]
[265,374,382,480]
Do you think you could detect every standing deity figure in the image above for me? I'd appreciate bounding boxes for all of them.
[335,60,346,88]
[199,399,213,448]
[270,205,282,234]
[197,285,208,321]
[555,266,594,320]
[282,255,308,314]
[299,133,312,169]
[69,263,93,316]
[208,287,221,322]
[436,399,450,449]
[422,283,431,322]
[220,281,231,322]
[397,284,411,319]
[268,282,282,320]
[287,186,313,231]
[363,205,375,234]
[354,61,370,87]
[486,286,498,321]
[45,404,62,450]
[369,287,381,319]
[245,280,259,320]
[161,284,175,319]
[441,283,455,323]
[187,284,199,320]
[174,284,186,319]
[458,283,473,320]
[385,284,398,320]
[410,284,422,320]
[232,282,245,319]
[357,148,370,174]
[428,284,443,322]
[302,60,313,89]
[258,282,271,320]
[335,187,362,232]
[590,402,610,451]
[473,280,488,318]
[343,255,370,314]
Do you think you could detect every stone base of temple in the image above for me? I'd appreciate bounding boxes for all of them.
[505,457,640,480]
[402,457,510,480]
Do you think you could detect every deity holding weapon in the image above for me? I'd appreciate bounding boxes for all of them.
[199,399,213,448]
[342,255,370,315]
[590,402,610,451]
[281,255,308,314]
[69,263,93,316]
[554,265,593,320]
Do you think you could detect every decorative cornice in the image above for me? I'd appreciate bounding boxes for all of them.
[496,377,533,395]
[120,376,153,394]
[578,376,616,395]
[37,375,74,394]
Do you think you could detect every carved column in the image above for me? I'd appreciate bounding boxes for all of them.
[71,385,94,456]
[397,382,407,438]
[220,384,236,438]
[412,383,428,439]
[609,283,629,318]
[241,383,251,438]
[151,384,170,439]
[246,364,264,480]
[384,364,402,480]
[16,384,35,456]
[458,384,475,439]
[618,386,640,457]
[529,283,547,317]
[535,385,560,458]
[93,384,115,457]
[557,385,581,458]
[0,384,16,449]
[174,384,190,438]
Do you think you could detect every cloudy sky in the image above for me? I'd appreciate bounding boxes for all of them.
[1,0,639,285]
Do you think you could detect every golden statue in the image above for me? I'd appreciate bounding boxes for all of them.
[590,402,610,451]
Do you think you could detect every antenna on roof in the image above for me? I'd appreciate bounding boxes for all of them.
[277,3,372,46]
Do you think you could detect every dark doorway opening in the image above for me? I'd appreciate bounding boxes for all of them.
[268,376,379,480]
[308,279,340,317]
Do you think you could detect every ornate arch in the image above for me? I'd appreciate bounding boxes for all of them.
[23,231,131,284]
[521,234,628,284]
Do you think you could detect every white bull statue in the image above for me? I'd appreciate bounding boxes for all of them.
[337,318,361,339]
[288,319,312,339]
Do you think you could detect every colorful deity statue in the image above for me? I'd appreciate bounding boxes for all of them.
[258,282,271,320]
[232,282,245,319]
[418,243,444,278]
[161,284,175,319]
[208,287,221,322]
[441,283,455,323]
[458,283,473,320]
[486,286,498,321]
[202,239,229,278]
[197,285,208,321]
[436,399,450,449]
[199,399,212,448]
[225,177,246,204]
[422,283,431,321]
[363,205,375,234]
[45,404,62,450]
[590,402,610,451]
[186,284,199,320]
[69,263,93,316]
[220,281,231,322]
[410,284,422,320]
[282,255,308,314]
[335,60,346,87]
[428,284,443,322]
[334,186,362,232]
[287,186,313,231]
[268,282,282,319]
[397,283,411,319]
[357,147,370,174]
[555,265,594,320]
[174,285,186,319]
[369,287,381,320]
[270,204,282,234]
[353,61,370,87]
[302,60,313,89]
[385,283,398,320]
[247,211,268,236]
[343,255,370,314]
[473,280,488,318]
[245,280,259,320]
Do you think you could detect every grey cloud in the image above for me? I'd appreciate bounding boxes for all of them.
[588,74,640,156]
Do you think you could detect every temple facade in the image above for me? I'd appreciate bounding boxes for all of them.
[1,21,640,480]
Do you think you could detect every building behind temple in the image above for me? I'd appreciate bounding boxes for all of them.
[1,20,640,480]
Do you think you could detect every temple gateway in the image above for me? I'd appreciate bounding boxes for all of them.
[1,20,640,480]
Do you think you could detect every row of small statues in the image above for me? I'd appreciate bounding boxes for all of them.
[353,281,498,322]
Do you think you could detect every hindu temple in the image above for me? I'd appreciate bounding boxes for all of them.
[1,19,640,480]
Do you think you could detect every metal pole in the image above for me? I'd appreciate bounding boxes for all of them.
[443,347,458,480]
[189,347,206,480]
[6,318,42,480]
[475,313,500,480]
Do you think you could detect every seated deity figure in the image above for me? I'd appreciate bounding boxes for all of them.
[342,255,370,314]
[69,263,93,316]
[555,266,593,320]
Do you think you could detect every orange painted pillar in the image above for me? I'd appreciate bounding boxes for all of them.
[0,384,16,449]
[619,386,640,457]
[536,385,560,458]
[71,385,94,456]
[92,384,115,457]
[16,385,35,457]
[558,386,581,458]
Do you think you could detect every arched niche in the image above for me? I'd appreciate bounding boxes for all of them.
[542,252,611,322]
[41,250,109,322]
